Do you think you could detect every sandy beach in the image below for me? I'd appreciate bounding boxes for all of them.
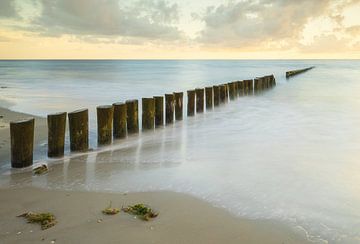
[0,187,313,244]
[0,106,315,244]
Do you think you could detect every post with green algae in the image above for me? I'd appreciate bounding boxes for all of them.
[68,109,89,152]
[126,99,139,134]
[97,105,113,145]
[187,90,195,116]
[195,88,204,113]
[244,79,253,94]
[205,87,213,110]
[165,94,175,124]
[142,98,155,130]
[113,102,127,139]
[47,112,66,158]
[10,118,34,168]
[154,96,164,127]
[213,85,220,107]
[237,81,243,96]
[174,92,183,121]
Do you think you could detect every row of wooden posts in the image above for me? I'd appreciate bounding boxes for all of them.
[286,66,315,78]
[10,75,276,168]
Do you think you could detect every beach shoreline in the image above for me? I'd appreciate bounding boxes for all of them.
[0,106,317,243]
[0,186,315,244]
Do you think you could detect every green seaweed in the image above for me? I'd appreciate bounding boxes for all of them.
[33,164,48,175]
[17,212,57,230]
[102,201,120,215]
[122,204,158,221]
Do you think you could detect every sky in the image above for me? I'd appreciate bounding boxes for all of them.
[0,0,359,59]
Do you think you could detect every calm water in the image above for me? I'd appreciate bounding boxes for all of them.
[1,60,360,243]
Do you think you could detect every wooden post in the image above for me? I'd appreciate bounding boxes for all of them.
[47,112,66,158]
[10,118,34,168]
[195,88,204,113]
[97,105,113,145]
[234,82,239,98]
[205,87,213,110]
[213,85,220,107]
[249,79,254,94]
[126,100,139,134]
[68,109,88,152]
[187,90,195,116]
[154,96,164,127]
[224,84,229,102]
[165,94,174,124]
[219,84,226,104]
[229,82,237,100]
[254,78,259,93]
[238,81,244,96]
[113,102,127,139]
[142,98,155,130]
[174,92,183,120]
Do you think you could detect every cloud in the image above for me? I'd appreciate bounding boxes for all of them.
[28,0,184,41]
[0,0,17,18]
[195,0,357,49]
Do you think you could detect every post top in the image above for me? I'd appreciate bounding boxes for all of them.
[68,108,88,115]
[97,105,113,110]
[112,102,125,106]
[125,99,138,104]
[10,117,34,125]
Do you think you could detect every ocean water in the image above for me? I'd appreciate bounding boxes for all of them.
[1,60,360,243]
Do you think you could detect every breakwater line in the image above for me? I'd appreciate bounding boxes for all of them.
[10,75,276,168]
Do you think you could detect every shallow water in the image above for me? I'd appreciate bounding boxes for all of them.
[1,60,360,243]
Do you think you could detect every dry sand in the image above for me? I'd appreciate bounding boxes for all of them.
[0,107,314,244]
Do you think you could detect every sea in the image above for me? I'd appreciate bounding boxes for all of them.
[1,60,360,243]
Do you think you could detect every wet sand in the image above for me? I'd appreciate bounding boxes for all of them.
[0,107,314,244]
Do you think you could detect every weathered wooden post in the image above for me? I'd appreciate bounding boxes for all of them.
[113,102,127,139]
[224,84,229,102]
[165,94,175,124]
[142,98,155,130]
[97,105,113,145]
[262,77,266,90]
[229,82,237,100]
[126,99,139,134]
[234,82,239,98]
[205,87,213,110]
[174,92,183,120]
[219,84,226,104]
[213,85,220,106]
[10,118,34,168]
[187,90,195,116]
[244,80,249,95]
[248,79,254,94]
[238,81,244,96]
[68,109,88,152]
[195,88,204,113]
[244,80,253,94]
[154,96,164,127]
[254,78,259,93]
[47,112,66,157]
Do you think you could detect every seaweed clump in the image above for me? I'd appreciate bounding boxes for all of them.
[122,204,158,221]
[17,212,57,230]
[102,202,120,215]
[33,164,48,175]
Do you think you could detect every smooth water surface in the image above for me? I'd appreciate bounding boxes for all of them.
[1,60,360,243]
